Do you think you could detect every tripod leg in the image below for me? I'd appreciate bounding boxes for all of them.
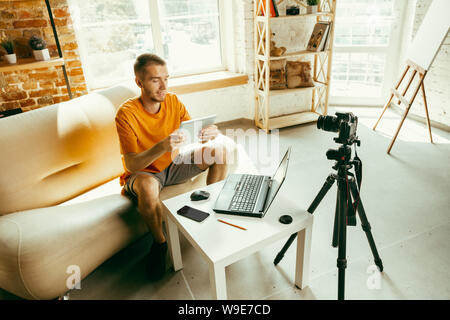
[349,179,384,272]
[273,233,297,266]
[308,174,336,214]
[332,191,339,248]
[336,179,348,300]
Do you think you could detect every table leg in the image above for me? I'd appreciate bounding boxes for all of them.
[165,213,183,271]
[209,263,227,300]
[295,221,313,289]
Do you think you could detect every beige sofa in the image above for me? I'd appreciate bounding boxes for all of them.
[0,84,250,300]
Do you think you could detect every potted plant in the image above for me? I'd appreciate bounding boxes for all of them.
[29,35,50,61]
[0,37,16,64]
[306,0,319,14]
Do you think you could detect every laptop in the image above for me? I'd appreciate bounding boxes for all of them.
[213,147,291,218]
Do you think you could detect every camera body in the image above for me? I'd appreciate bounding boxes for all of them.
[317,112,359,145]
[317,112,359,146]
[317,112,360,162]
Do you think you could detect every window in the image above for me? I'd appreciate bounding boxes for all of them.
[330,0,408,106]
[69,0,224,90]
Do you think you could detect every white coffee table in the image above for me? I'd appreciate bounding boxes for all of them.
[162,181,313,300]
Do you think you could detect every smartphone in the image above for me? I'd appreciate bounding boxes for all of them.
[177,205,210,222]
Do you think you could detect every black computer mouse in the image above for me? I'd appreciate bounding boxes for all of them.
[279,215,293,224]
[190,190,210,201]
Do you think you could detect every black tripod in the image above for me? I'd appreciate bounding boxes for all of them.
[273,148,383,300]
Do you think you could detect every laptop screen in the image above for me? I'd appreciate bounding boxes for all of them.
[263,147,291,213]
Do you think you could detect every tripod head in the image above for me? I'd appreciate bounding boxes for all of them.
[317,112,361,172]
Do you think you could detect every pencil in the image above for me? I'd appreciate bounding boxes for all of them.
[217,219,247,231]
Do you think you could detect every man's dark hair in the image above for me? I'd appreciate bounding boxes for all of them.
[134,53,166,79]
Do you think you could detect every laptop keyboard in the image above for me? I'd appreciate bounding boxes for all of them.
[228,175,264,212]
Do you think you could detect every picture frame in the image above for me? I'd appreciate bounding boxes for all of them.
[307,22,331,52]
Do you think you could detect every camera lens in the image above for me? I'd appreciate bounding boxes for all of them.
[317,115,340,132]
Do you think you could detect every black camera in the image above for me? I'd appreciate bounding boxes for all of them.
[286,5,300,15]
[317,112,359,146]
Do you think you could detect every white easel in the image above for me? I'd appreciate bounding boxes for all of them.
[373,0,450,154]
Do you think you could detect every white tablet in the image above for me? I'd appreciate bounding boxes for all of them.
[179,114,216,143]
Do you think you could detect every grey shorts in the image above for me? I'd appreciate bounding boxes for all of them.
[124,161,205,198]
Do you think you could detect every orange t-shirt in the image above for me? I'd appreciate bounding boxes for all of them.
[115,93,191,186]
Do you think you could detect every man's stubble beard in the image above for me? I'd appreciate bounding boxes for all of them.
[143,87,165,103]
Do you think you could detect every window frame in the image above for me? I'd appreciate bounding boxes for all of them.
[70,0,227,89]
[330,0,409,107]
[159,0,228,79]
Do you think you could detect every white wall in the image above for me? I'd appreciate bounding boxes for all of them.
[178,84,254,121]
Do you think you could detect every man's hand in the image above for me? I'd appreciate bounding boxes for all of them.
[163,129,187,152]
[199,125,219,143]
[123,129,186,173]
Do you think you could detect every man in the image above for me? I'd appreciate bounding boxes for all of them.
[115,53,228,280]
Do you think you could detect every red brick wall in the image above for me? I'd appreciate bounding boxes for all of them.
[0,0,87,112]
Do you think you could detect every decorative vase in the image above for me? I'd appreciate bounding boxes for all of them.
[307,5,318,14]
[33,48,50,61]
[4,53,17,64]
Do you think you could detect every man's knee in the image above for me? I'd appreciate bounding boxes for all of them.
[133,174,161,209]
[195,144,229,170]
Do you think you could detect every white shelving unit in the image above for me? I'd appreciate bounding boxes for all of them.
[254,0,336,132]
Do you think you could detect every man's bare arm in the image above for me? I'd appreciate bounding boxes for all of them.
[123,130,186,173]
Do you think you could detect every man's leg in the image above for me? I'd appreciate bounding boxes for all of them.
[206,160,228,185]
[194,144,229,185]
[131,173,167,280]
[132,174,165,243]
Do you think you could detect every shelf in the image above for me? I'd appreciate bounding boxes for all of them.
[258,49,330,61]
[255,12,333,22]
[257,82,327,97]
[0,57,64,73]
[1,0,72,98]
[265,111,320,131]
[254,0,336,132]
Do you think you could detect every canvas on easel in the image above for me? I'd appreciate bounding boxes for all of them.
[373,0,450,154]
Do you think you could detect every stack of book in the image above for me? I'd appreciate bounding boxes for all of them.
[258,0,280,17]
